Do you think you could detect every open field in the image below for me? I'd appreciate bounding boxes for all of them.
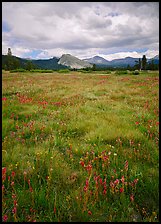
[2,70,159,222]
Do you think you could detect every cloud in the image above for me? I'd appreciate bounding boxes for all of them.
[2,2,159,59]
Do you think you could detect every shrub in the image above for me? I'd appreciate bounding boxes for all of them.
[58,69,70,73]
[116,70,128,75]
[133,70,140,75]
[10,68,27,73]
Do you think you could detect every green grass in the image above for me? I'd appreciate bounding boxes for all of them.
[2,70,159,222]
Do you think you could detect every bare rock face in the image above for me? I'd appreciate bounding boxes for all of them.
[58,54,93,69]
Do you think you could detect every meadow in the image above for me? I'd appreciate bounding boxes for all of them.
[2,69,159,222]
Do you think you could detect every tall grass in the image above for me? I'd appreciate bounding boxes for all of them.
[2,70,159,222]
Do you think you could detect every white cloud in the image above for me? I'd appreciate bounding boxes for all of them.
[2,2,159,59]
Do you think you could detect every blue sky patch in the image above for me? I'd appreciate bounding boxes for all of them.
[2,21,11,32]
[23,49,43,59]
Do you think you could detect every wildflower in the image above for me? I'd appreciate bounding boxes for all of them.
[103,189,107,195]
[99,178,103,185]
[11,171,16,178]
[88,210,92,215]
[2,97,7,101]
[2,167,7,175]
[114,153,117,156]
[80,161,85,167]
[121,176,125,184]
[2,185,5,190]
[130,194,134,202]
[3,214,8,222]
[124,160,128,171]
[54,206,56,214]
[103,178,106,185]
[12,207,17,214]
[114,179,120,185]
[103,155,109,161]
[2,167,7,181]
[85,179,89,187]
[24,171,27,176]
[12,194,16,199]
[11,181,14,186]
[120,187,124,193]
[30,187,33,192]
[14,200,18,206]
[83,186,88,192]
[135,121,139,125]
[133,178,138,184]
[110,181,115,189]
[86,164,92,173]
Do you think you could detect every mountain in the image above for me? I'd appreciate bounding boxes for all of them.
[109,57,138,67]
[84,55,159,68]
[58,54,93,69]
[83,56,109,65]
[152,54,159,60]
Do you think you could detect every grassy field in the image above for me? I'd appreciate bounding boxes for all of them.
[2,70,159,222]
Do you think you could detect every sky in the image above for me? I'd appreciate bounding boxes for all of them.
[2,2,159,61]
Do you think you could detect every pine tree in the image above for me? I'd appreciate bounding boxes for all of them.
[142,55,147,70]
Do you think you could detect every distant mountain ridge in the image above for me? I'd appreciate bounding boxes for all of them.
[84,55,159,67]
[2,53,159,70]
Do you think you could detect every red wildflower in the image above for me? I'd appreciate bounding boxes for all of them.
[88,210,92,215]
[11,181,14,186]
[103,189,107,195]
[14,200,18,206]
[80,161,85,167]
[12,207,17,214]
[12,194,16,199]
[30,187,33,192]
[3,214,8,222]
[11,171,16,178]
[114,179,120,185]
[124,160,128,171]
[135,121,139,125]
[86,164,92,172]
[2,97,7,101]
[99,178,103,185]
[121,176,125,183]
[54,206,56,214]
[120,187,124,193]
[133,178,138,184]
[85,179,89,187]
[110,181,115,188]
[2,167,7,175]
[83,186,88,192]
[130,194,134,202]
[2,167,7,181]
